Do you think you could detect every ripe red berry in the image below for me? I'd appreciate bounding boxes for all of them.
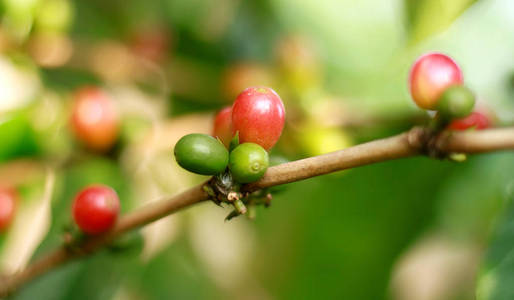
[212,106,233,147]
[409,52,463,110]
[448,111,490,131]
[0,187,17,231]
[71,87,119,152]
[72,185,120,235]
[231,87,285,150]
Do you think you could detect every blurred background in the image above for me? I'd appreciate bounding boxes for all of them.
[0,0,513,299]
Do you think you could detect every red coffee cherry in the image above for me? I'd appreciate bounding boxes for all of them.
[72,185,120,235]
[71,87,119,152]
[231,87,285,150]
[212,106,233,148]
[409,52,463,110]
[448,111,490,131]
[0,187,17,231]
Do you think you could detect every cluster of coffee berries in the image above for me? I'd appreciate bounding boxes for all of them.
[72,185,120,235]
[174,87,285,219]
[409,52,491,130]
[175,87,285,184]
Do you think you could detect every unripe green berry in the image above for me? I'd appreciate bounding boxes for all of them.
[229,143,269,183]
[436,85,475,119]
[174,134,229,175]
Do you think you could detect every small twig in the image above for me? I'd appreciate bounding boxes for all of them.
[1,127,513,296]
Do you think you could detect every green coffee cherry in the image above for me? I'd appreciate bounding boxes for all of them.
[436,85,475,119]
[174,134,229,175]
[229,143,269,183]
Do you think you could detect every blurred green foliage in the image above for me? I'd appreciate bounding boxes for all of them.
[477,191,514,300]
[405,0,479,44]
[0,110,39,161]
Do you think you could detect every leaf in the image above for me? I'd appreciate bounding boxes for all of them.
[0,110,39,162]
[404,0,479,43]
[476,193,514,300]
[229,131,239,152]
[435,153,514,241]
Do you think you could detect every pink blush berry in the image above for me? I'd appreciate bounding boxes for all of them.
[231,87,285,150]
[409,53,463,110]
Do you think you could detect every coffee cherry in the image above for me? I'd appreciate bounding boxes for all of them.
[212,106,233,148]
[449,111,490,131]
[0,187,17,231]
[71,87,119,152]
[436,85,475,119]
[174,133,229,175]
[409,53,463,110]
[72,185,120,235]
[229,143,269,183]
[232,87,285,150]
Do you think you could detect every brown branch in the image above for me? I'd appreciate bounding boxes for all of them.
[0,185,209,297]
[1,127,513,296]
[441,128,514,153]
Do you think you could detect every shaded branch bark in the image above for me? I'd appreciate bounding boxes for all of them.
[1,127,513,296]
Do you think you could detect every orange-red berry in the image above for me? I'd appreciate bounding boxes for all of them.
[71,87,119,152]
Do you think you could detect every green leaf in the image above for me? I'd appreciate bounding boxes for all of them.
[0,110,39,162]
[476,195,514,300]
[404,0,479,43]
[435,153,514,241]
